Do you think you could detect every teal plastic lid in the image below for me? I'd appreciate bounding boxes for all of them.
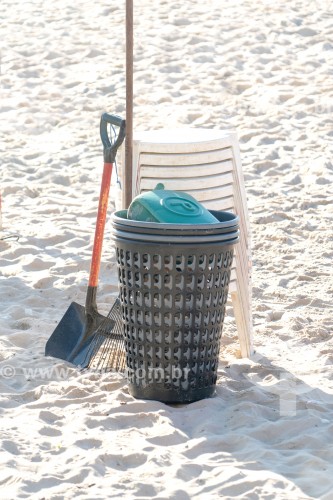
[128,184,219,224]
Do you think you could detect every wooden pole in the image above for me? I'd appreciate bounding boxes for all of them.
[125,0,133,208]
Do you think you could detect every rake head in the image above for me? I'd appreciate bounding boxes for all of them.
[79,298,126,373]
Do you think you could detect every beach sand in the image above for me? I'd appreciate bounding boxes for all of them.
[1,0,333,498]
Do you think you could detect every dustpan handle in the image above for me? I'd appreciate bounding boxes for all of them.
[87,115,126,302]
[100,113,126,163]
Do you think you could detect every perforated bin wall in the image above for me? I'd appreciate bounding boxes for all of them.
[114,237,235,403]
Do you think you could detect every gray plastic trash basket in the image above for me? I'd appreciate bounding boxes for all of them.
[111,211,239,404]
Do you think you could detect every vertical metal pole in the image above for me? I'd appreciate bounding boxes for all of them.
[125,0,133,208]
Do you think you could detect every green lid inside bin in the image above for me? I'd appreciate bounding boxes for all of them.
[128,184,219,224]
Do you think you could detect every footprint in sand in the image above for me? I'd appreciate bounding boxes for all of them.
[39,426,62,437]
[10,330,33,347]
[52,175,71,186]
[147,432,188,447]
[33,276,57,290]
[22,257,56,272]
[74,439,103,450]
[1,440,20,455]
[176,463,203,482]
[97,453,147,470]
[39,410,64,424]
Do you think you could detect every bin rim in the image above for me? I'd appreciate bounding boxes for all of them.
[112,209,239,232]
[111,220,239,236]
[111,227,240,244]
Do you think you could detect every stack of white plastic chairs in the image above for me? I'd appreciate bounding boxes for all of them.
[119,128,253,358]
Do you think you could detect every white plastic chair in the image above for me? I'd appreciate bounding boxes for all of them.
[119,128,253,358]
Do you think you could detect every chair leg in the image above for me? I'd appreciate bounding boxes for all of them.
[230,289,254,358]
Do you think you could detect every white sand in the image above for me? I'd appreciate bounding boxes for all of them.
[1,0,333,498]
